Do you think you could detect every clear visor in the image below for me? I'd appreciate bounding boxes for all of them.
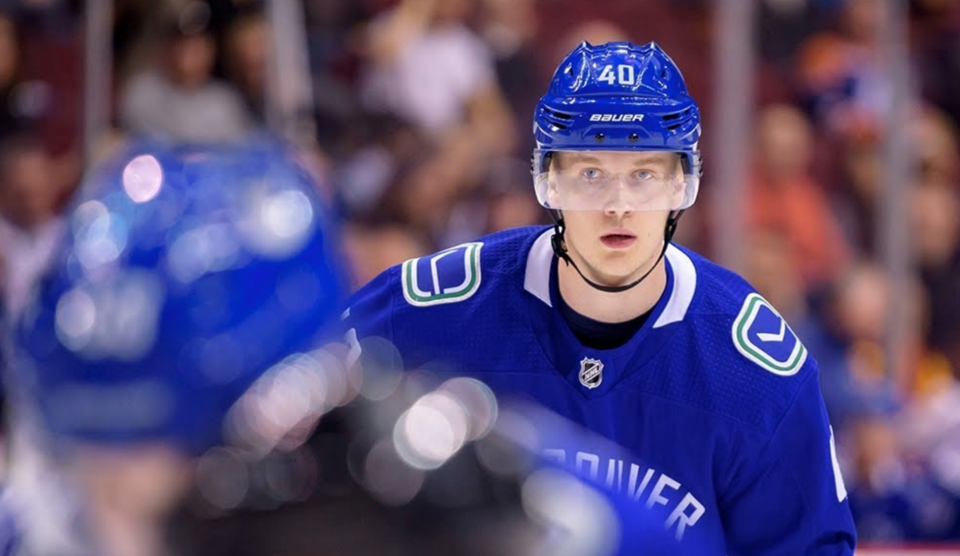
[533,150,699,211]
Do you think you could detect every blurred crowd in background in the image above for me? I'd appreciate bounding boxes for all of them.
[1,0,960,545]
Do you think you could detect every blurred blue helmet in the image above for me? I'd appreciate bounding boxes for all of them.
[532,41,702,212]
[12,137,348,455]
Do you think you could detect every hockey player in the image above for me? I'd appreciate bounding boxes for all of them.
[2,138,348,555]
[346,41,858,554]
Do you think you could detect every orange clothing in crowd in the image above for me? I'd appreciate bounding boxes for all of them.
[747,171,850,288]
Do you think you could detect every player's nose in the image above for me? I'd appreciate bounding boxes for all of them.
[602,181,636,217]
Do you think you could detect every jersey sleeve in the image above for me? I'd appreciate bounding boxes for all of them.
[720,361,857,555]
[343,266,399,343]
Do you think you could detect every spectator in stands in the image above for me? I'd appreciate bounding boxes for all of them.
[359,0,516,157]
[0,133,69,318]
[912,105,960,185]
[803,262,902,435]
[120,1,253,143]
[911,177,960,375]
[224,9,268,122]
[748,103,851,289]
[374,134,483,249]
[795,0,894,138]
[476,0,539,152]
[833,128,882,255]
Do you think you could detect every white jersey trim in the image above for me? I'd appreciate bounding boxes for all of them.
[523,229,554,307]
[653,245,697,329]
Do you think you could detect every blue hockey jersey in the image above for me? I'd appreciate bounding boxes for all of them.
[0,490,21,556]
[346,225,857,555]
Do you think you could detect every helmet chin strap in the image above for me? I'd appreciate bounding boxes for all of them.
[549,210,684,294]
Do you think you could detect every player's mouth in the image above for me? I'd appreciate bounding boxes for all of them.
[600,230,637,249]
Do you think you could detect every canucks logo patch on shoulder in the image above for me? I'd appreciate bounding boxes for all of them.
[401,242,483,307]
[732,292,807,376]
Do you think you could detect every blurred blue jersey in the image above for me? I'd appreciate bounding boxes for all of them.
[346,225,857,555]
[0,491,20,556]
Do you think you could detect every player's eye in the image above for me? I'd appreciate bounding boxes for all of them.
[634,170,659,181]
[581,168,604,180]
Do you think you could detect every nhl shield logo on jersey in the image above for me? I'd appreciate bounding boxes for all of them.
[732,292,808,376]
[579,357,604,389]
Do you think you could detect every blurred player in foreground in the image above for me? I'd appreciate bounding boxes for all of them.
[346,41,858,554]
[2,138,347,555]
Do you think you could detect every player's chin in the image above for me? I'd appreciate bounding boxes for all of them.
[601,251,660,281]
[595,259,643,283]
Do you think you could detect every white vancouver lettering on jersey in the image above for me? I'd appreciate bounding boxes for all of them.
[543,448,706,541]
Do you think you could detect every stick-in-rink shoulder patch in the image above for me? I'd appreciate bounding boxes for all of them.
[401,242,483,307]
[731,292,807,376]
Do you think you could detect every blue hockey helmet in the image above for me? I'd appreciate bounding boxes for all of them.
[12,137,348,455]
[532,41,702,212]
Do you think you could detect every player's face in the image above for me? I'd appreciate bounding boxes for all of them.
[553,151,678,286]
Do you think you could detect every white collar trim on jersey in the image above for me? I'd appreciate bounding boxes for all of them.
[523,228,697,327]
[653,245,696,328]
[523,229,555,306]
